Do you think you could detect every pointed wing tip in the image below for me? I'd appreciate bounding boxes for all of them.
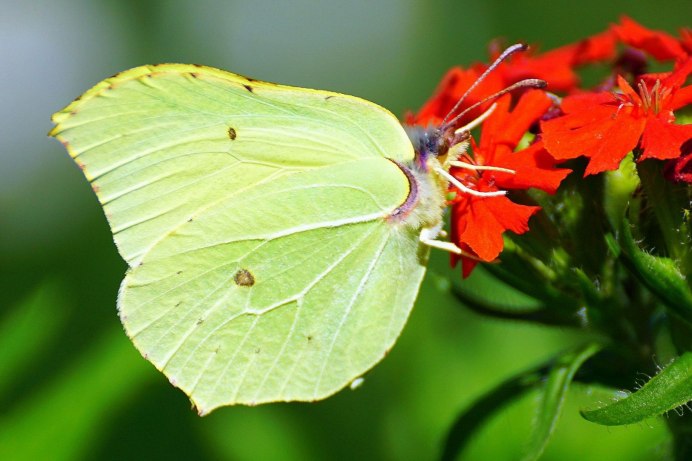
[49,109,70,135]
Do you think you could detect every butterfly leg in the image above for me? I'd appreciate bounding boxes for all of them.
[419,226,462,254]
[419,226,489,261]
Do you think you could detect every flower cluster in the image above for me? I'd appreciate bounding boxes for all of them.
[409,16,691,277]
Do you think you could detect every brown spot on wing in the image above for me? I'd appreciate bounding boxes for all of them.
[228,127,237,140]
[233,269,255,287]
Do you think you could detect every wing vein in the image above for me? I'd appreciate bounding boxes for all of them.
[204,224,380,399]
[311,228,390,396]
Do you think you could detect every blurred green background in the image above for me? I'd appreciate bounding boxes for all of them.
[1,1,688,459]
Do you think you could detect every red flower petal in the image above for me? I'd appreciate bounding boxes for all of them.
[499,49,579,93]
[570,29,618,65]
[547,109,645,175]
[681,28,692,55]
[640,116,692,161]
[613,16,687,61]
[460,258,479,279]
[455,196,540,262]
[493,142,572,194]
[672,86,692,109]
[560,91,616,112]
[664,58,692,109]
[616,75,643,106]
[541,92,624,156]
[662,57,692,87]
[664,150,692,184]
[541,81,651,175]
[481,90,552,150]
[496,30,617,93]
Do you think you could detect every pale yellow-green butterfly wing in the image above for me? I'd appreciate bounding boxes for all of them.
[51,64,428,413]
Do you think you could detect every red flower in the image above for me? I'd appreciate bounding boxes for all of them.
[451,193,540,278]
[542,58,692,175]
[495,30,616,93]
[568,30,620,66]
[664,150,692,184]
[681,28,692,55]
[447,90,571,277]
[612,16,688,61]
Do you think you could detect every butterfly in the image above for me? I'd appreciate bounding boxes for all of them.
[50,46,533,414]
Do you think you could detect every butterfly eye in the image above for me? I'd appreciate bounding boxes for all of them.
[436,132,450,156]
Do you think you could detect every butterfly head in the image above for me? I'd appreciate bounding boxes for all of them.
[405,124,466,172]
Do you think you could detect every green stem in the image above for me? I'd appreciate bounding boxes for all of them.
[636,160,690,267]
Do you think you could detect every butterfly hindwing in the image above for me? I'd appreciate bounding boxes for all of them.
[121,159,425,410]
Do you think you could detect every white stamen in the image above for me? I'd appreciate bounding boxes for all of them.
[419,228,489,259]
[434,166,507,198]
[420,234,463,254]
[450,161,516,175]
[419,224,462,254]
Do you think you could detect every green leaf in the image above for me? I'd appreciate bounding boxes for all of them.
[0,328,152,461]
[440,364,546,461]
[0,280,69,396]
[521,342,602,461]
[619,218,692,325]
[444,262,581,327]
[488,240,573,309]
[582,352,692,426]
[440,343,601,461]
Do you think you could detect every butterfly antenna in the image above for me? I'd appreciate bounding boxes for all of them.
[439,43,529,129]
[444,78,547,132]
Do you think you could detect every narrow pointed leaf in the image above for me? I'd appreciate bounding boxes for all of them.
[521,342,602,461]
[440,364,546,461]
[448,269,581,327]
[582,352,692,426]
[619,219,692,325]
